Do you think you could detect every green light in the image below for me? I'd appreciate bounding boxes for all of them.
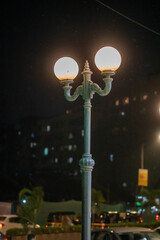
[44,147,49,156]
[136,202,142,207]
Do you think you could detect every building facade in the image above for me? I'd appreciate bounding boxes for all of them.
[0,75,160,204]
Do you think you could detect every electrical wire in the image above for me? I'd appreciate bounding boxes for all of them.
[95,0,160,36]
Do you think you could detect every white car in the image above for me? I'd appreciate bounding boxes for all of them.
[0,214,40,235]
[154,227,160,234]
[111,227,160,240]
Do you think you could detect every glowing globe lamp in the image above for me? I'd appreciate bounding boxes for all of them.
[54,57,79,81]
[95,46,121,72]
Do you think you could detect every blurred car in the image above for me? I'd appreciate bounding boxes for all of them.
[73,215,82,225]
[119,212,143,223]
[156,212,160,221]
[91,228,121,240]
[0,232,8,240]
[46,211,74,227]
[91,211,143,229]
[154,227,160,234]
[0,214,40,235]
[111,227,160,240]
[98,212,119,224]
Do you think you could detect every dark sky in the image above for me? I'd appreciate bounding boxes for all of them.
[1,0,160,124]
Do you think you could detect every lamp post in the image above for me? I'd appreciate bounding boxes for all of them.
[141,133,160,170]
[139,135,160,190]
[140,142,151,191]
[141,143,146,169]
[54,46,121,240]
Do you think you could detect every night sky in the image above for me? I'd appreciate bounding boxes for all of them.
[1,0,160,124]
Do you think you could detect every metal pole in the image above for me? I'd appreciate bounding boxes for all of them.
[79,99,94,240]
[79,63,95,240]
[140,143,145,191]
[81,163,93,240]
[84,100,91,155]
[141,144,144,169]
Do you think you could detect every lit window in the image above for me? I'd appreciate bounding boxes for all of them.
[68,157,73,163]
[81,129,84,136]
[31,132,35,138]
[73,144,77,151]
[122,182,127,188]
[109,154,114,162]
[74,171,78,176]
[141,94,148,101]
[68,133,73,139]
[68,145,72,151]
[121,111,125,116]
[123,97,129,105]
[55,158,58,163]
[143,196,148,203]
[18,131,21,136]
[30,142,33,148]
[30,142,37,148]
[44,147,49,156]
[46,125,51,132]
[66,109,71,114]
[115,100,119,106]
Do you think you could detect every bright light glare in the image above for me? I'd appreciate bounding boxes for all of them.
[95,46,121,72]
[54,57,79,80]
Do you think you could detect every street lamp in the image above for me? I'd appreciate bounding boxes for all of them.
[141,134,160,170]
[54,46,121,240]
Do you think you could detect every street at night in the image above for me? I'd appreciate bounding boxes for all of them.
[1,0,160,226]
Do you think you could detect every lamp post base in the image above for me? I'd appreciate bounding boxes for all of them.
[80,156,95,240]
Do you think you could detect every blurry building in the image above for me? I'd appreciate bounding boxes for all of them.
[0,74,160,204]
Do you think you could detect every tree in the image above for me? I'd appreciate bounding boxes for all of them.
[91,188,106,217]
[17,186,44,225]
[140,188,160,222]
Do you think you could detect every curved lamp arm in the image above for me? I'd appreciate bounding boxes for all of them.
[91,79,112,97]
[63,85,83,102]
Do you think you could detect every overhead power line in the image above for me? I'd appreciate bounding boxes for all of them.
[95,0,160,37]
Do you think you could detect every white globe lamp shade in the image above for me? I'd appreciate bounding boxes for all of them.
[95,46,121,72]
[54,57,79,81]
